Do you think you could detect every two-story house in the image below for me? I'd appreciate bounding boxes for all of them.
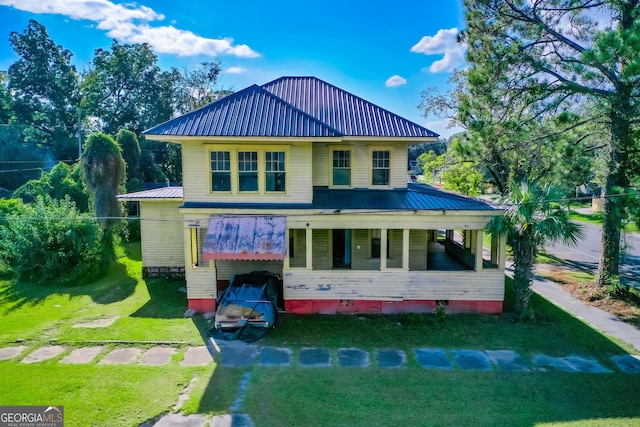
[120,76,506,315]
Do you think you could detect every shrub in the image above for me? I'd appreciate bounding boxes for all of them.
[0,196,104,285]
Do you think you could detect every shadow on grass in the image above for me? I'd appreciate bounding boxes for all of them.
[0,260,137,314]
[129,278,188,318]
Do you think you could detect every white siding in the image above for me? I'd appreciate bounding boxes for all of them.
[312,229,331,270]
[283,269,504,301]
[312,143,329,186]
[139,201,184,267]
[185,268,217,299]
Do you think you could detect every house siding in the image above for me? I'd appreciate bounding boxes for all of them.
[139,201,184,267]
[282,269,504,302]
[182,141,313,204]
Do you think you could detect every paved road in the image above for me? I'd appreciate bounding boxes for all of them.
[543,214,640,286]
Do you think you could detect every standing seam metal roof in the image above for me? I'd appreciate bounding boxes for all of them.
[144,76,438,138]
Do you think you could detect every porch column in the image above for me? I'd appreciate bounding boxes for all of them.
[498,232,507,270]
[283,228,290,269]
[475,229,484,271]
[402,228,410,270]
[491,234,499,266]
[380,228,388,269]
[305,227,313,270]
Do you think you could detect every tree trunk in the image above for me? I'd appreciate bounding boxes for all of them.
[512,237,535,314]
[597,95,632,287]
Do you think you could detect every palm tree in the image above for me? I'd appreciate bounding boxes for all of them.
[488,180,583,317]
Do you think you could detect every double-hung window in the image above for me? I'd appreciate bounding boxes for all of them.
[210,151,231,192]
[238,151,258,192]
[265,151,286,192]
[332,150,351,186]
[372,150,390,186]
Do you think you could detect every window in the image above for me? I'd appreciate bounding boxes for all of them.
[371,229,389,258]
[332,150,351,186]
[266,151,286,192]
[211,151,231,191]
[238,151,258,192]
[372,150,390,186]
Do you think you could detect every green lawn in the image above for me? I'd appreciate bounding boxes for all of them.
[569,209,639,233]
[1,244,640,426]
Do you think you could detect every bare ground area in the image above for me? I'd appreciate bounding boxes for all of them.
[538,265,640,328]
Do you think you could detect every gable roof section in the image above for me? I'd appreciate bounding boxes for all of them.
[145,76,438,138]
[262,77,438,138]
[145,84,342,137]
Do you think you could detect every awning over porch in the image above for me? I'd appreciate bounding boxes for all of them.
[202,216,286,261]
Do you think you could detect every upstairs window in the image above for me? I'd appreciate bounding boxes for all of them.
[266,151,286,192]
[372,150,390,186]
[238,151,258,192]
[210,151,231,192]
[332,150,351,186]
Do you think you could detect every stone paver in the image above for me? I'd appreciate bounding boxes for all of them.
[99,347,142,365]
[564,355,612,373]
[485,350,530,372]
[219,344,258,367]
[72,317,119,328]
[414,348,454,370]
[611,354,640,374]
[21,345,66,363]
[0,345,27,361]
[180,346,213,366]
[376,349,406,369]
[337,348,369,368]
[60,346,105,364]
[258,346,292,367]
[210,414,254,427]
[299,347,331,367]
[451,349,493,371]
[139,347,177,366]
[153,413,208,427]
[532,354,581,372]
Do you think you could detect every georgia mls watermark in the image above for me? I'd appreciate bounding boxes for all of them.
[0,406,63,427]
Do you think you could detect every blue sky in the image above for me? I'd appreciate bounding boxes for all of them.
[0,0,466,137]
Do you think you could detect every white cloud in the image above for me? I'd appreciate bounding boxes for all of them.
[225,66,247,74]
[0,0,260,58]
[411,28,466,73]
[385,75,407,87]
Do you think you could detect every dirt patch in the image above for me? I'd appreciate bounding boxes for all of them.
[539,266,640,328]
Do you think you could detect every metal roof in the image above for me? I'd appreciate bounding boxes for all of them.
[145,76,438,139]
[179,184,499,212]
[145,84,341,137]
[262,77,438,138]
[117,187,183,200]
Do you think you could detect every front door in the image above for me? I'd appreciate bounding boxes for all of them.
[332,229,351,269]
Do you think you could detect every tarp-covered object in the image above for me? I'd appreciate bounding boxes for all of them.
[203,216,286,260]
[211,271,280,342]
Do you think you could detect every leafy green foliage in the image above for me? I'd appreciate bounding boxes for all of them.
[13,162,89,211]
[81,41,179,136]
[7,20,80,161]
[0,197,103,285]
[81,132,125,229]
[116,129,140,183]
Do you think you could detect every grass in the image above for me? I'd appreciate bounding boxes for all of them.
[2,244,640,426]
[568,209,639,233]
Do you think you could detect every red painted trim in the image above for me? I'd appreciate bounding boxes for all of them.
[284,299,503,314]
[188,298,216,313]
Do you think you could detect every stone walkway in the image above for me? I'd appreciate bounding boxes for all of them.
[1,342,639,373]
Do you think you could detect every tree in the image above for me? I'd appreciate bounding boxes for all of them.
[0,196,103,285]
[81,133,125,230]
[462,0,640,287]
[13,162,89,211]
[0,72,13,124]
[175,60,224,113]
[81,41,178,136]
[116,129,141,184]
[488,181,583,316]
[7,20,80,161]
